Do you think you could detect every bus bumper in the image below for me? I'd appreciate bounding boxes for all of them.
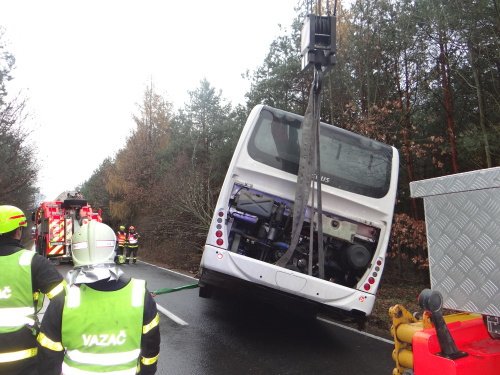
[200,244,375,318]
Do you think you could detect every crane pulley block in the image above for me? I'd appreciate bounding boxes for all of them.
[300,14,336,72]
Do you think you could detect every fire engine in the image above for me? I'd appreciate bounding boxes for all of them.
[390,167,500,375]
[32,193,102,262]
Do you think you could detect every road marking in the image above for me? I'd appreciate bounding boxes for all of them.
[156,303,189,326]
[138,260,198,281]
[317,317,394,345]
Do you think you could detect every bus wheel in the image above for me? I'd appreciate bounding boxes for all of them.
[199,285,213,298]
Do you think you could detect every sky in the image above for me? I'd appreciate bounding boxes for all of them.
[0,0,299,201]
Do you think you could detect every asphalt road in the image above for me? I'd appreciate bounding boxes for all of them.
[53,261,395,375]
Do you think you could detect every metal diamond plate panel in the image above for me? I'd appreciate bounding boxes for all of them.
[410,166,500,197]
[410,167,500,316]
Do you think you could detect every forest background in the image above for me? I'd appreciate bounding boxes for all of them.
[1,0,499,332]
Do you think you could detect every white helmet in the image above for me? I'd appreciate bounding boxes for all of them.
[72,221,116,267]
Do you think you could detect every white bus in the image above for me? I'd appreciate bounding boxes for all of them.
[199,105,399,322]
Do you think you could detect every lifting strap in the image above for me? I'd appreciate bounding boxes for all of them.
[276,67,325,279]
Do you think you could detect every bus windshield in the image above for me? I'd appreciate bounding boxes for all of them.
[247,107,393,198]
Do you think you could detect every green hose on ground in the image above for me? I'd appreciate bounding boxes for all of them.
[152,283,199,296]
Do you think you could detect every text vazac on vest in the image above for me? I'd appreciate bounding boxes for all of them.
[82,330,127,347]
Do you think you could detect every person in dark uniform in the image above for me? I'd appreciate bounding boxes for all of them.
[125,225,140,264]
[0,205,65,375]
[37,221,160,375]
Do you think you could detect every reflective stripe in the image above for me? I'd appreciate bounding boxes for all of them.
[9,214,25,220]
[0,306,35,327]
[0,347,37,363]
[66,348,140,366]
[141,354,159,365]
[62,362,137,375]
[19,250,35,266]
[47,280,66,299]
[96,240,115,248]
[142,313,160,334]
[49,244,64,255]
[66,219,73,244]
[131,279,145,307]
[67,285,81,308]
[37,332,64,351]
[73,242,88,250]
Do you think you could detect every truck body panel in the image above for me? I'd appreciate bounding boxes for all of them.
[410,167,500,316]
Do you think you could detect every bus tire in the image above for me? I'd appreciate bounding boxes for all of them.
[199,285,213,299]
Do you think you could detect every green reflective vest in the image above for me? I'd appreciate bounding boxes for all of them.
[0,249,36,334]
[61,278,145,374]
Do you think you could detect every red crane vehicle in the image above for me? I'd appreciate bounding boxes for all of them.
[32,193,102,262]
[390,167,500,375]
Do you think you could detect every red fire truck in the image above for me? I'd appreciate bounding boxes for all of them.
[32,195,102,262]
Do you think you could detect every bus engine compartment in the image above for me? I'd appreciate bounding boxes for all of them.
[226,184,381,288]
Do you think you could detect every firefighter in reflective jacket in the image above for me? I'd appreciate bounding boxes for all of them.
[115,225,127,264]
[125,225,140,264]
[0,205,65,375]
[37,221,160,375]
